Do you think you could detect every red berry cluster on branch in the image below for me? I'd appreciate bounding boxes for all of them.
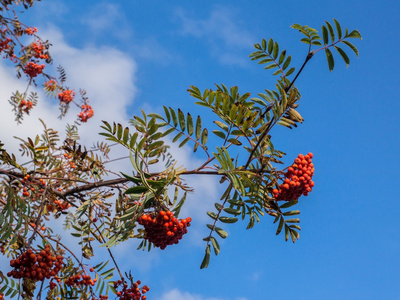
[65,273,95,287]
[58,89,76,104]
[113,279,149,300]
[43,79,58,91]
[18,99,34,113]
[78,104,94,122]
[30,41,49,60]
[23,61,45,78]
[0,37,12,53]
[272,153,315,201]
[137,210,192,250]
[7,245,64,281]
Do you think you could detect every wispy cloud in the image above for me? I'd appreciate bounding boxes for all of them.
[80,3,133,40]
[175,5,255,67]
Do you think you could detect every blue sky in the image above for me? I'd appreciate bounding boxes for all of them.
[1,0,400,299]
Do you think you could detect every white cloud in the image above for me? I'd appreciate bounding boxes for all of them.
[80,3,133,40]
[0,25,137,154]
[175,5,255,66]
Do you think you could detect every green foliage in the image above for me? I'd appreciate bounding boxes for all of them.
[0,15,361,298]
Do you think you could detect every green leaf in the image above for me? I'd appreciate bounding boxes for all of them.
[201,128,208,145]
[223,207,241,215]
[210,236,220,255]
[276,216,284,235]
[264,63,278,70]
[178,137,190,148]
[334,46,350,67]
[346,29,362,39]
[325,21,335,43]
[261,39,267,50]
[282,210,300,216]
[207,211,218,220]
[282,55,291,70]
[213,130,226,140]
[125,186,148,194]
[333,19,342,39]
[173,132,183,143]
[187,113,194,136]
[200,244,211,269]
[325,48,335,71]
[163,106,171,123]
[214,226,228,239]
[228,138,242,146]
[273,42,279,59]
[214,121,229,132]
[285,67,295,77]
[278,49,286,65]
[280,201,298,209]
[219,216,238,223]
[178,109,186,132]
[267,38,273,54]
[321,25,329,45]
[170,108,178,127]
[341,40,359,57]
[195,116,202,140]
[285,218,300,223]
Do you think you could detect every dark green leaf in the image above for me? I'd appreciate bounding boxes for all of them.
[200,244,211,269]
[333,19,342,39]
[282,56,291,70]
[346,29,362,39]
[195,116,202,140]
[273,42,279,59]
[276,216,284,235]
[215,227,228,239]
[201,128,208,145]
[210,236,220,255]
[125,186,148,194]
[223,207,241,215]
[187,113,194,136]
[280,200,298,209]
[268,38,273,54]
[325,21,335,43]
[341,40,359,57]
[334,46,350,67]
[178,109,186,132]
[207,211,218,220]
[178,137,190,148]
[278,49,286,65]
[213,130,226,140]
[325,48,335,71]
[170,108,178,127]
[219,216,238,223]
[285,67,295,77]
[321,25,329,45]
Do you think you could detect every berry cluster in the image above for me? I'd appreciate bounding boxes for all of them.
[18,99,33,113]
[30,41,49,60]
[272,153,315,201]
[19,174,46,200]
[43,79,57,91]
[7,245,64,281]
[65,273,96,287]
[137,210,192,250]
[77,104,94,122]
[0,37,11,53]
[23,61,45,78]
[114,279,149,300]
[58,89,76,104]
[25,27,38,35]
